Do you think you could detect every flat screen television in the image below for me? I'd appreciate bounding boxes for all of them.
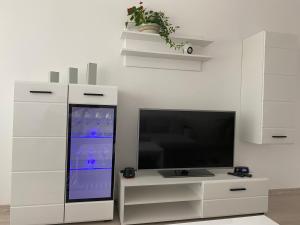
[138,109,235,176]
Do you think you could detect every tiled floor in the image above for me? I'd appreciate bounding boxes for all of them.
[1,189,299,225]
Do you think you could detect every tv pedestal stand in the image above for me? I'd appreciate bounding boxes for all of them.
[159,169,215,178]
[119,170,269,225]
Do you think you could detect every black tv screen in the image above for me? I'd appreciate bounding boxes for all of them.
[138,109,235,169]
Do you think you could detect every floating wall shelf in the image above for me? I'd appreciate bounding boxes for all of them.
[121,30,213,47]
[121,48,212,62]
[120,29,214,71]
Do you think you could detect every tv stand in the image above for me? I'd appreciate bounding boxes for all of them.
[119,170,269,225]
[159,169,215,178]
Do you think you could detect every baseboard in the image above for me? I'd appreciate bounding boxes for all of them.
[269,188,300,196]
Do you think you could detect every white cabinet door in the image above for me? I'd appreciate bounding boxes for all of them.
[263,102,295,128]
[68,84,117,105]
[10,204,64,225]
[265,32,298,49]
[13,102,67,137]
[264,74,297,102]
[262,128,296,144]
[11,171,65,206]
[12,137,66,172]
[14,81,67,103]
[265,48,299,75]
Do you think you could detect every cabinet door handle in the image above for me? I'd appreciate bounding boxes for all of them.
[30,91,52,94]
[83,93,104,96]
[230,188,247,191]
[272,136,287,138]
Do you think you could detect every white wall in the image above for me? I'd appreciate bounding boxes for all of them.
[1,0,300,205]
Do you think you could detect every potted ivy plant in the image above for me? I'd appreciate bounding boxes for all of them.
[126,2,183,49]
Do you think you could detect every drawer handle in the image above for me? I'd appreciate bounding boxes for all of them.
[83,93,104,96]
[30,91,53,94]
[230,188,247,191]
[272,136,287,138]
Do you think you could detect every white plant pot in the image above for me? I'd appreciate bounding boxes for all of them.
[126,22,137,31]
[138,23,160,34]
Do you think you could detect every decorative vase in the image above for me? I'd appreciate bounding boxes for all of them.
[138,23,160,33]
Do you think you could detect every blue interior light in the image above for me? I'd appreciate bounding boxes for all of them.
[87,159,96,165]
[70,167,112,171]
[90,130,97,136]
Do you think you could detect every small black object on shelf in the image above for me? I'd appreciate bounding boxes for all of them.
[228,166,252,178]
[121,167,136,178]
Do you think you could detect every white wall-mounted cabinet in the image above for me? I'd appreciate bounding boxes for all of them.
[120,30,213,71]
[241,31,299,144]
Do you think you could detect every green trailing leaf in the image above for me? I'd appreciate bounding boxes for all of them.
[125,2,184,49]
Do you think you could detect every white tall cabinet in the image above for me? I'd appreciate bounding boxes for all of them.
[11,82,68,225]
[11,81,117,225]
[241,31,299,144]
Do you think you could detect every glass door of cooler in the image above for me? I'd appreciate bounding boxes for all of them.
[66,104,116,202]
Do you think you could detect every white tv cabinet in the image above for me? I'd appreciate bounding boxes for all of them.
[119,170,269,225]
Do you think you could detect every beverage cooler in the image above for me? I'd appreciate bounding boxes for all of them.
[65,84,118,223]
[67,105,116,202]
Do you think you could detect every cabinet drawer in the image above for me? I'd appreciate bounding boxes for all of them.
[263,102,295,128]
[12,137,66,172]
[265,48,299,75]
[202,196,268,218]
[10,204,64,225]
[65,201,114,223]
[68,84,117,105]
[262,128,295,144]
[13,102,67,137]
[264,74,297,101]
[14,81,67,103]
[11,171,65,206]
[203,179,268,200]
